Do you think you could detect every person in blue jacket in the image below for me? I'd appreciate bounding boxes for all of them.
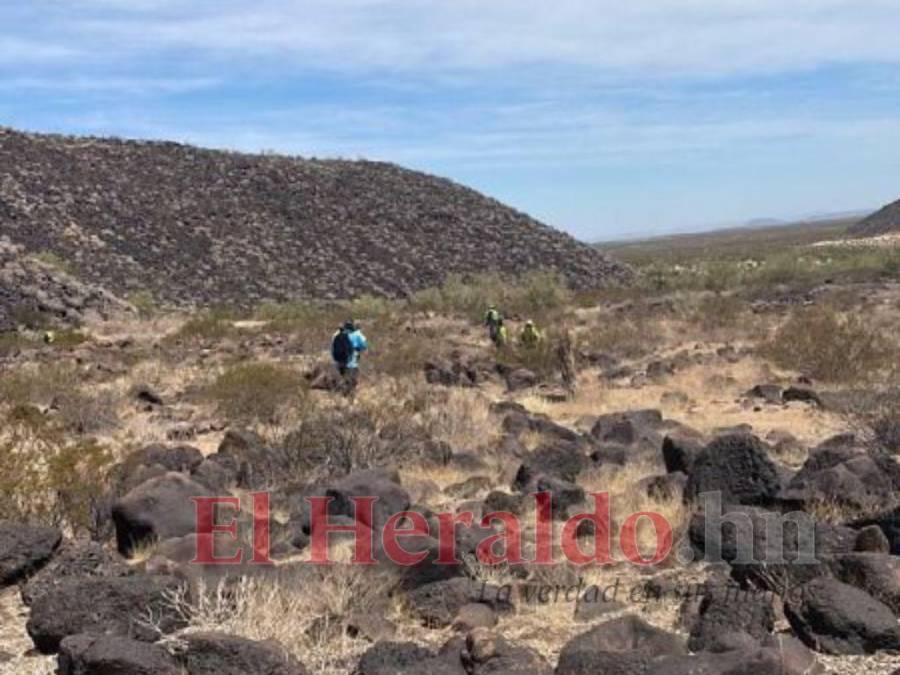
[331,320,368,395]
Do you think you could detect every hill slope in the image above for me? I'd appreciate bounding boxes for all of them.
[848,199,900,237]
[0,128,629,317]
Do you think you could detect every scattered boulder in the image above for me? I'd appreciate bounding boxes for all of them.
[555,615,686,674]
[650,648,784,675]
[424,351,494,388]
[405,578,510,628]
[505,368,538,391]
[855,524,890,553]
[780,446,897,512]
[852,505,900,555]
[687,589,775,652]
[661,430,705,475]
[58,634,179,675]
[590,409,663,450]
[327,468,410,531]
[21,539,131,606]
[27,575,186,653]
[112,472,217,556]
[0,520,62,586]
[356,642,466,675]
[535,474,585,516]
[512,441,589,490]
[130,383,165,407]
[457,629,551,674]
[745,384,783,405]
[690,505,857,594]
[684,434,780,506]
[782,385,823,407]
[180,632,309,675]
[784,577,900,654]
[829,552,900,613]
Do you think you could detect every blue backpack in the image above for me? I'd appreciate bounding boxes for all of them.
[332,330,353,364]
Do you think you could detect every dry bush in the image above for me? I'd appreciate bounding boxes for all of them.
[686,292,745,334]
[418,387,499,453]
[54,387,121,435]
[206,361,307,427]
[764,305,895,383]
[497,332,563,379]
[366,319,436,379]
[0,363,80,408]
[0,422,114,537]
[156,567,388,674]
[579,315,660,360]
[277,407,385,481]
[169,307,241,343]
[409,270,573,324]
[0,364,119,435]
[841,388,900,454]
[255,300,342,343]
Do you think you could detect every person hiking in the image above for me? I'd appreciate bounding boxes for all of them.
[519,320,543,348]
[331,320,368,395]
[493,317,509,348]
[484,305,502,343]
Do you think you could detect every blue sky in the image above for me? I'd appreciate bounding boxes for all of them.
[2,1,900,240]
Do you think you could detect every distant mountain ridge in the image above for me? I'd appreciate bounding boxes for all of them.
[0,127,630,327]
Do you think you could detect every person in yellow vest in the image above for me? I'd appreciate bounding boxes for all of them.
[493,317,509,348]
[519,320,543,348]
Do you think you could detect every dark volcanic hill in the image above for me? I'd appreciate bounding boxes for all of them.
[0,127,630,319]
[848,198,900,237]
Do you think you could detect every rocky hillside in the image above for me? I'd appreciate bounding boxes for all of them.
[0,128,630,317]
[0,238,131,331]
[848,198,900,237]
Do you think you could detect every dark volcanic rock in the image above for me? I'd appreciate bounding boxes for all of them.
[405,578,510,628]
[0,127,631,320]
[58,634,179,675]
[785,577,900,655]
[26,575,186,653]
[555,615,686,674]
[688,589,775,652]
[180,632,309,675]
[112,472,217,556]
[355,641,465,675]
[650,648,785,675]
[684,434,780,506]
[0,520,61,586]
[21,539,131,606]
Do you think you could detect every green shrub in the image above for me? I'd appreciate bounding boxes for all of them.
[408,270,572,323]
[764,305,894,383]
[206,362,306,425]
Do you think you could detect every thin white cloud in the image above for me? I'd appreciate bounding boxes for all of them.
[10,1,900,79]
[0,76,219,95]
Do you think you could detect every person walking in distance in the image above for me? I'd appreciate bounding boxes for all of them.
[519,320,543,348]
[331,320,368,395]
[484,304,502,343]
